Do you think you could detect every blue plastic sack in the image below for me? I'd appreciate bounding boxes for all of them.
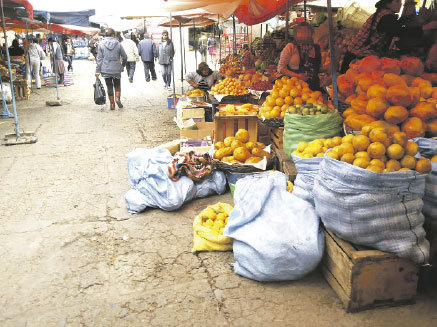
[125,148,226,214]
[291,155,323,206]
[414,137,437,222]
[313,157,429,264]
[224,171,324,282]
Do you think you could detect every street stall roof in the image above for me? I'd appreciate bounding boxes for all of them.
[33,9,95,27]
[158,13,218,28]
[3,0,33,20]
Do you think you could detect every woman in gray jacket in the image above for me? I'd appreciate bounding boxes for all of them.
[95,28,127,110]
[158,30,175,90]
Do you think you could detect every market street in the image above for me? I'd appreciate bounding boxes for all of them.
[0,59,436,326]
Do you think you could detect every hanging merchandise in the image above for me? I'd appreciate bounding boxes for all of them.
[192,202,233,252]
[224,171,324,282]
[313,157,430,264]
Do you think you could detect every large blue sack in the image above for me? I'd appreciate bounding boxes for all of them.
[291,155,323,206]
[314,157,429,264]
[125,148,226,213]
[224,171,324,282]
[414,137,437,222]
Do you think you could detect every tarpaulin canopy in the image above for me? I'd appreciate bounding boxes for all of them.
[3,0,33,20]
[233,0,293,26]
[33,9,95,27]
[3,18,99,36]
[158,14,217,28]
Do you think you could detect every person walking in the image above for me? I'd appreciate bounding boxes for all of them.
[48,37,66,85]
[27,38,46,89]
[95,28,127,110]
[198,32,208,63]
[158,30,175,91]
[64,38,75,72]
[121,33,139,83]
[138,33,157,82]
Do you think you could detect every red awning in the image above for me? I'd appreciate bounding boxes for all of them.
[3,0,33,20]
[234,0,302,26]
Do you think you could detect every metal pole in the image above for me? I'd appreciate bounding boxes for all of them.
[327,0,338,109]
[193,20,197,68]
[232,14,236,55]
[218,15,221,66]
[1,0,20,135]
[285,0,290,42]
[304,0,307,21]
[183,27,187,75]
[169,12,177,114]
[49,23,60,100]
[0,69,13,118]
[260,24,262,38]
[179,21,183,94]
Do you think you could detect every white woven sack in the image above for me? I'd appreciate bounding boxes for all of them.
[414,138,437,222]
[291,155,323,206]
[313,157,429,264]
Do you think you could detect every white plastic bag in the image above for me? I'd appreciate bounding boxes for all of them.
[224,171,324,281]
[291,155,323,206]
[314,157,429,264]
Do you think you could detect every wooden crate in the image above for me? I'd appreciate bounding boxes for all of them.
[321,228,419,312]
[14,81,29,100]
[272,146,297,182]
[214,113,258,143]
[270,127,284,150]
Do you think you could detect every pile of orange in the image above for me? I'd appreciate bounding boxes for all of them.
[259,76,330,119]
[213,129,268,164]
[210,77,249,96]
[324,123,432,174]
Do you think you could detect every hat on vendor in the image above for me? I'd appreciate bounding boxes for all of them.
[198,62,209,70]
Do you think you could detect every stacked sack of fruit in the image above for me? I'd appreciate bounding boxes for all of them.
[337,55,436,137]
[213,129,269,166]
[192,202,233,252]
[312,124,432,264]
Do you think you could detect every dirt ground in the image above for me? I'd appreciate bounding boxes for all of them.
[0,60,436,327]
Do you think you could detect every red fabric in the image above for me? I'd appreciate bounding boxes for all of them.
[4,0,33,20]
[234,0,301,26]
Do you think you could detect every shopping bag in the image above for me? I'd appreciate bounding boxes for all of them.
[93,77,106,105]
[192,202,233,252]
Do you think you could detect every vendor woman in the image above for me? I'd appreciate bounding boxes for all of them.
[186,62,222,92]
[277,22,322,90]
[340,0,437,73]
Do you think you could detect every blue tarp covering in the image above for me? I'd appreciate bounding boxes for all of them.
[33,9,95,27]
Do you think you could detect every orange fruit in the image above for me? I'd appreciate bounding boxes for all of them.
[331,136,343,147]
[369,159,385,169]
[275,97,284,106]
[265,96,276,107]
[275,80,284,88]
[400,155,416,169]
[386,144,405,160]
[392,132,408,147]
[271,90,279,99]
[341,153,355,164]
[294,97,303,105]
[281,104,289,112]
[284,96,293,105]
[367,142,386,159]
[235,129,250,143]
[290,88,299,97]
[353,157,370,169]
[386,159,401,171]
[432,155,437,162]
[369,128,388,143]
[361,125,373,136]
[352,135,370,151]
[355,151,371,161]
[279,89,289,98]
[405,141,418,156]
[326,151,339,160]
[367,165,384,173]
[383,167,396,173]
[415,158,432,174]
[339,142,355,155]
[342,134,354,144]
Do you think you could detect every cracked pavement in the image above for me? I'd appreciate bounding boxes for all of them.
[0,60,436,327]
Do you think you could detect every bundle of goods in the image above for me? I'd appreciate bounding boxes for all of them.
[209,77,249,96]
[338,56,437,136]
[217,103,259,116]
[213,128,269,165]
[192,202,233,252]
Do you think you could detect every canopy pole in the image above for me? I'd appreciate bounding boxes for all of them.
[232,14,236,55]
[1,0,20,134]
[49,23,60,100]
[260,24,262,38]
[285,0,290,42]
[193,20,197,69]
[183,27,187,75]
[179,21,183,94]
[327,0,338,109]
[169,12,176,114]
[218,15,221,67]
[304,0,307,22]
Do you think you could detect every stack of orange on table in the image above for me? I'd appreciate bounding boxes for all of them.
[209,77,249,96]
[338,55,437,137]
[258,76,330,119]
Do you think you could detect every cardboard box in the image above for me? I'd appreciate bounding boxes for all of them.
[180,122,214,139]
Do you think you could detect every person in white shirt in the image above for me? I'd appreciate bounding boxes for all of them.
[121,33,139,83]
[27,38,46,89]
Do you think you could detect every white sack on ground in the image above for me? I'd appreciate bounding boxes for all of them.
[224,171,324,282]
[314,157,429,264]
[291,155,323,206]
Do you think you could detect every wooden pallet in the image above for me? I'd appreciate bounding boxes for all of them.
[272,146,297,182]
[270,127,284,150]
[321,228,419,312]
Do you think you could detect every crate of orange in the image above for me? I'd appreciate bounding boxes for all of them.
[210,77,251,104]
[258,76,328,127]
